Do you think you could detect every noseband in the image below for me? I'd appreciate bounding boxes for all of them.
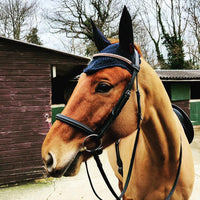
[55,50,182,200]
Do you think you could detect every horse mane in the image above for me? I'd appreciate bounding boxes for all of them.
[108,38,143,58]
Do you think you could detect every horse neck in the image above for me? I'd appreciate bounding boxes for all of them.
[139,62,181,165]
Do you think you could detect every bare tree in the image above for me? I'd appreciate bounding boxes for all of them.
[139,0,165,68]
[0,0,37,40]
[47,0,129,55]
[187,0,200,67]
[49,0,123,40]
[139,0,192,69]
[48,0,151,57]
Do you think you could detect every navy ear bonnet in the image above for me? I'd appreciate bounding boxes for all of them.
[84,6,141,75]
[83,43,141,75]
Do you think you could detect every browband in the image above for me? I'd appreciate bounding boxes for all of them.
[93,49,140,72]
[93,53,132,65]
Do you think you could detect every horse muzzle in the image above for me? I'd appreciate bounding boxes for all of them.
[42,149,81,177]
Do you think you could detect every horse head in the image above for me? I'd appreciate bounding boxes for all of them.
[42,6,140,178]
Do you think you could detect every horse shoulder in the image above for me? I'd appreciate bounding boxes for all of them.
[175,114,195,199]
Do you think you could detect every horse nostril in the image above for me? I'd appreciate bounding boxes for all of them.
[45,152,54,170]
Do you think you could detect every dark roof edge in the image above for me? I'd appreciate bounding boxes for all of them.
[156,69,200,80]
[161,79,200,82]
[0,36,90,61]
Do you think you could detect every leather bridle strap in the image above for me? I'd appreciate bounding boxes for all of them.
[166,136,182,200]
[87,123,182,200]
[56,50,140,143]
[55,50,140,200]
[85,74,142,200]
[56,114,94,135]
[115,140,123,176]
[89,126,141,200]
[56,65,139,141]
[95,68,139,139]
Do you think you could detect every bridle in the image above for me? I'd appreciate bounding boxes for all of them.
[56,50,141,141]
[56,49,141,155]
[56,49,141,199]
[55,49,182,200]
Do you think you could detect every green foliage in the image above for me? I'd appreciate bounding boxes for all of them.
[162,35,184,69]
[26,28,42,45]
[156,0,190,69]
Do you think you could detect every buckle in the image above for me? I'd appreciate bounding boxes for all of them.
[82,134,103,154]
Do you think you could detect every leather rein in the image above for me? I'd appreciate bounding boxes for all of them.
[55,50,182,200]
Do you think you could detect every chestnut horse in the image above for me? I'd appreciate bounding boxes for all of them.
[42,7,194,200]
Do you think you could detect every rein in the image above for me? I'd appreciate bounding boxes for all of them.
[55,50,182,200]
[84,73,142,200]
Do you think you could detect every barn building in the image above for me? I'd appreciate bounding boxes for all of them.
[0,37,89,185]
[156,70,200,125]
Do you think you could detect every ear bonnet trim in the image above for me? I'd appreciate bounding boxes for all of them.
[92,51,140,72]
[83,43,141,74]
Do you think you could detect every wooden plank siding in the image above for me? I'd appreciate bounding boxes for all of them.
[0,37,89,185]
[0,56,51,185]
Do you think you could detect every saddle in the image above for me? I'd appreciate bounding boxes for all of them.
[172,104,194,144]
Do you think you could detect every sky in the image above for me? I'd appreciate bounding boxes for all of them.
[36,0,69,52]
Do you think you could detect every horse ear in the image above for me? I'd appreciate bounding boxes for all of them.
[91,19,111,51]
[119,6,134,55]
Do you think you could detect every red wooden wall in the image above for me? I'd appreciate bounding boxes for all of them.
[0,37,89,185]
[0,41,51,185]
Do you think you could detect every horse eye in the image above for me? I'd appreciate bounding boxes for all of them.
[95,82,113,93]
